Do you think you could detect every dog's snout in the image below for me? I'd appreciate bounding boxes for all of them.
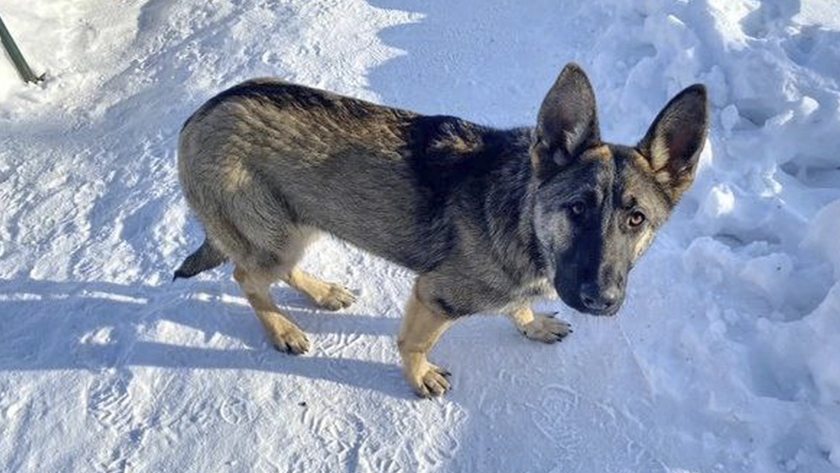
[579,283,621,313]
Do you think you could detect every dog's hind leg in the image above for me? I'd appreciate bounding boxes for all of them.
[508,307,571,343]
[246,226,355,311]
[234,265,310,354]
[235,222,354,311]
[283,268,356,311]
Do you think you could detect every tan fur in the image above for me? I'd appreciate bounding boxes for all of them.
[233,266,310,354]
[650,134,670,171]
[398,280,453,398]
[630,146,687,201]
[639,127,702,201]
[586,144,613,161]
[286,268,356,311]
[631,149,652,171]
[529,139,544,171]
[509,307,571,343]
[666,174,696,199]
[633,226,656,259]
[429,124,484,154]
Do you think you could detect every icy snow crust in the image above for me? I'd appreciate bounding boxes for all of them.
[1,0,839,472]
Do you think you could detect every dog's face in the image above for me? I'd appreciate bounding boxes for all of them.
[531,64,708,316]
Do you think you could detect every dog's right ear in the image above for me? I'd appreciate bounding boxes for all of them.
[531,63,600,180]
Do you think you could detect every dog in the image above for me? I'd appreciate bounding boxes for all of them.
[173,63,708,398]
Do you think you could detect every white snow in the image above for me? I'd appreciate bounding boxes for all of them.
[2,0,840,472]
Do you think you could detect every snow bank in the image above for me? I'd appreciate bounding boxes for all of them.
[1,0,839,472]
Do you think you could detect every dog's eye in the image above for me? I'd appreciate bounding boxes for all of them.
[628,211,646,227]
[570,201,586,216]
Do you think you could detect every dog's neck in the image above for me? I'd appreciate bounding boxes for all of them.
[473,127,551,286]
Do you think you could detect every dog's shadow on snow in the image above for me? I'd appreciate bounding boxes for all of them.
[0,277,413,399]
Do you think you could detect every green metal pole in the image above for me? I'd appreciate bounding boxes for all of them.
[0,14,42,84]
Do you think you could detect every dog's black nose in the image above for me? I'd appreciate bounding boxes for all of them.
[580,283,620,313]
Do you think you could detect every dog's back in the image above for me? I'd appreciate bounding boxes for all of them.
[178,79,465,273]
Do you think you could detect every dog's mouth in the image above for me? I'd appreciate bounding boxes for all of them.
[580,303,621,317]
[570,299,622,316]
[555,284,623,317]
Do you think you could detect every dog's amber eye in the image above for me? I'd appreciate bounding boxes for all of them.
[628,211,646,227]
[570,202,586,216]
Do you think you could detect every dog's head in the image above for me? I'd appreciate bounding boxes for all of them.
[531,63,708,316]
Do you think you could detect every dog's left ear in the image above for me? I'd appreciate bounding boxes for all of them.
[637,84,709,202]
[531,63,600,179]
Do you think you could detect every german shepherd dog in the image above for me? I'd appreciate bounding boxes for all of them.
[174,63,708,397]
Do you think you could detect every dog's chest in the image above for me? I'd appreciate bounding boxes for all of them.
[506,276,555,304]
[526,277,555,296]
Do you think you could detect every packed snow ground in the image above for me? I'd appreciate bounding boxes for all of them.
[1,0,839,472]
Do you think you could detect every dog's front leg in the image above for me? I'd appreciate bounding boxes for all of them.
[508,306,571,343]
[398,280,453,398]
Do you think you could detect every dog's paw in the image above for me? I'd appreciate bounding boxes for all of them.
[407,362,451,398]
[316,284,357,311]
[269,325,310,354]
[521,313,572,343]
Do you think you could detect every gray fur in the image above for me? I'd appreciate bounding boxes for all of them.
[174,63,708,392]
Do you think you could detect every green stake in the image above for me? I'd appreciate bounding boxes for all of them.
[0,14,43,84]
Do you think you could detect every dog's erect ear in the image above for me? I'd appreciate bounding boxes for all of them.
[531,63,600,179]
[637,84,708,202]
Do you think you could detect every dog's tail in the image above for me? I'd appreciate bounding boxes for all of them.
[172,237,228,281]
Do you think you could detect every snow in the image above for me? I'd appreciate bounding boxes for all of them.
[1,0,839,472]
